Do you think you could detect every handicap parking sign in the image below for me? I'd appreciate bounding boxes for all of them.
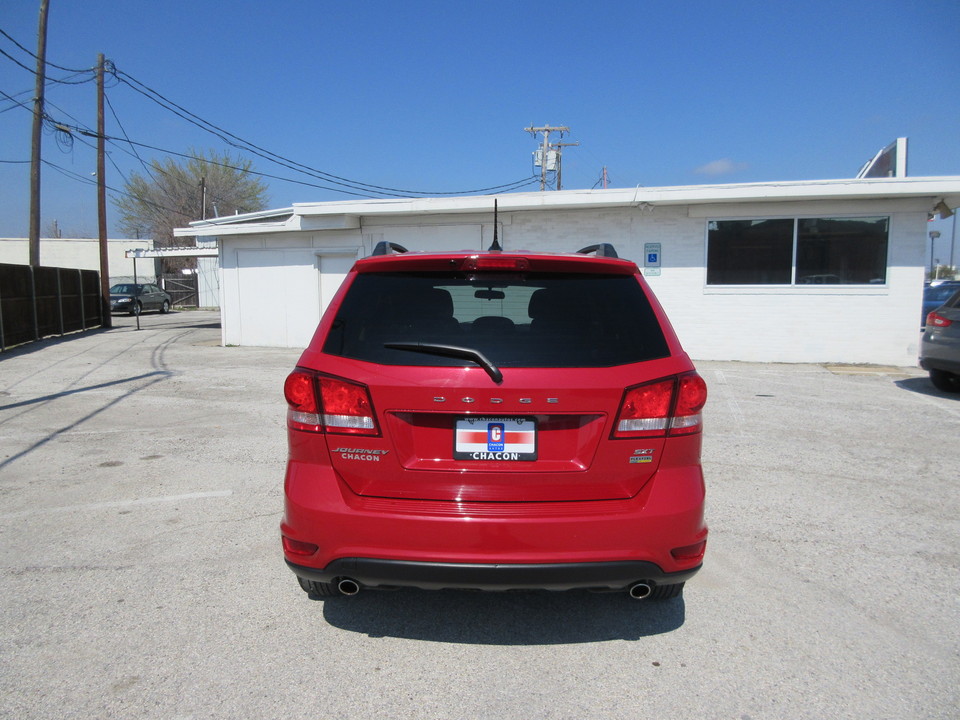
[644,243,661,268]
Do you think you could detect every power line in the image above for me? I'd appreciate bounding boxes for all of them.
[0,26,94,75]
[103,90,156,188]
[0,45,37,73]
[2,40,537,199]
[2,31,540,204]
[0,45,95,85]
[5,90,540,203]
[112,67,537,198]
[40,158,189,220]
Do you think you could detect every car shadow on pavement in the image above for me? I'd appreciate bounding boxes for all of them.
[319,588,684,644]
[165,320,221,330]
[894,376,960,400]
[109,313,222,331]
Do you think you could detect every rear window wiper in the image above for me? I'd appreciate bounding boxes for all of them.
[384,342,504,384]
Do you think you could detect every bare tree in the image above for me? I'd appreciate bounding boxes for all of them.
[113,149,269,270]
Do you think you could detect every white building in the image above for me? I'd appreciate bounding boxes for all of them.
[174,177,960,366]
[0,237,156,282]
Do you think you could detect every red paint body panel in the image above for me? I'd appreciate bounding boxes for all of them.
[281,249,707,593]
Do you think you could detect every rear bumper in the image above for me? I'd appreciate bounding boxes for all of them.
[921,334,960,373]
[287,557,701,591]
[281,455,707,590]
[919,354,960,374]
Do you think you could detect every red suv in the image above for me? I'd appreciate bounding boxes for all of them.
[281,242,707,600]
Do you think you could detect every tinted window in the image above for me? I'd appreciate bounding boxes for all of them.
[707,216,889,285]
[323,272,669,368]
[707,219,794,285]
[796,217,888,284]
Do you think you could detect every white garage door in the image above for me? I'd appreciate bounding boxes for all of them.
[236,249,356,347]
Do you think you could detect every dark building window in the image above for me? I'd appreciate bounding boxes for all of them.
[796,217,888,285]
[707,216,888,285]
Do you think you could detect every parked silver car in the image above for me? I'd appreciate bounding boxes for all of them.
[920,287,960,392]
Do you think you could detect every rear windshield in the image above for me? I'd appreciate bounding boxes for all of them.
[322,271,669,368]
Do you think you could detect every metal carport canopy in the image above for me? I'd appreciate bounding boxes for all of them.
[124,247,218,258]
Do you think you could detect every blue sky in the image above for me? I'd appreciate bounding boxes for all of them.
[1,0,959,240]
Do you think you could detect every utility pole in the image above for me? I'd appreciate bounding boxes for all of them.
[554,142,580,190]
[96,53,111,328]
[525,125,574,191]
[28,0,50,267]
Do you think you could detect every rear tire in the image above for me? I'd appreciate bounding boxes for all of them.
[647,582,684,600]
[930,369,960,393]
[160,300,170,314]
[296,575,341,598]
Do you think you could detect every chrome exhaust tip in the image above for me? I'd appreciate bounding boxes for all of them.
[337,578,361,596]
[628,582,653,600]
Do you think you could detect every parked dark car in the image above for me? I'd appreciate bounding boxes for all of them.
[920,287,960,392]
[109,283,171,315]
[922,282,960,326]
[281,242,707,602]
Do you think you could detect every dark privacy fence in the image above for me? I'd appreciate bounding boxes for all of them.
[0,263,104,351]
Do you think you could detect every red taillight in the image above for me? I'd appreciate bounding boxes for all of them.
[671,373,708,436]
[284,369,322,432]
[615,379,674,437]
[318,377,378,434]
[613,372,707,438]
[926,311,952,328]
[283,369,378,435]
[461,255,530,271]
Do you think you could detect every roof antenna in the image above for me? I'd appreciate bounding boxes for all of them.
[488,198,502,251]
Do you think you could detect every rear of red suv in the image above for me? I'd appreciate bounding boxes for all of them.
[281,244,707,600]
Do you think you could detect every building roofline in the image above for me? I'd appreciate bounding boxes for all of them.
[174,177,960,237]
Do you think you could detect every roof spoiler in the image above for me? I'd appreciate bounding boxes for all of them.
[371,241,409,256]
[576,243,619,258]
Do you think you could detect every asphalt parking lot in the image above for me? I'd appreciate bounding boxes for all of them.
[1,310,958,719]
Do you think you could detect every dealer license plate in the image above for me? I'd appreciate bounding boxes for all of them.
[454,417,537,461]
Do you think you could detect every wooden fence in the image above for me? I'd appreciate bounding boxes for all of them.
[0,263,103,352]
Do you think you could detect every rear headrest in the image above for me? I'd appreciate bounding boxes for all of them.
[472,315,515,333]
[528,288,582,320]
[405,287,454,318]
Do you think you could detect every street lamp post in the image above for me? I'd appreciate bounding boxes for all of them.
[951,213,957,277]
[929,230,941,280]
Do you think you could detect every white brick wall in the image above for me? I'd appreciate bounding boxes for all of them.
[217,201,928,365]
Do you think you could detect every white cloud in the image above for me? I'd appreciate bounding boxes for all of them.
[694,158,748,176]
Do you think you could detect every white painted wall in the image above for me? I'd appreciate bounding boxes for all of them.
[219,231,363,347]
[0,237,155,282]
[216,200,928,365]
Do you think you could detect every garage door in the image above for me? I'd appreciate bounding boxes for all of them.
[236,249,356,347]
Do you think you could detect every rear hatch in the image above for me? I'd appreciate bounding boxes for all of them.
[298,252,693,503]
